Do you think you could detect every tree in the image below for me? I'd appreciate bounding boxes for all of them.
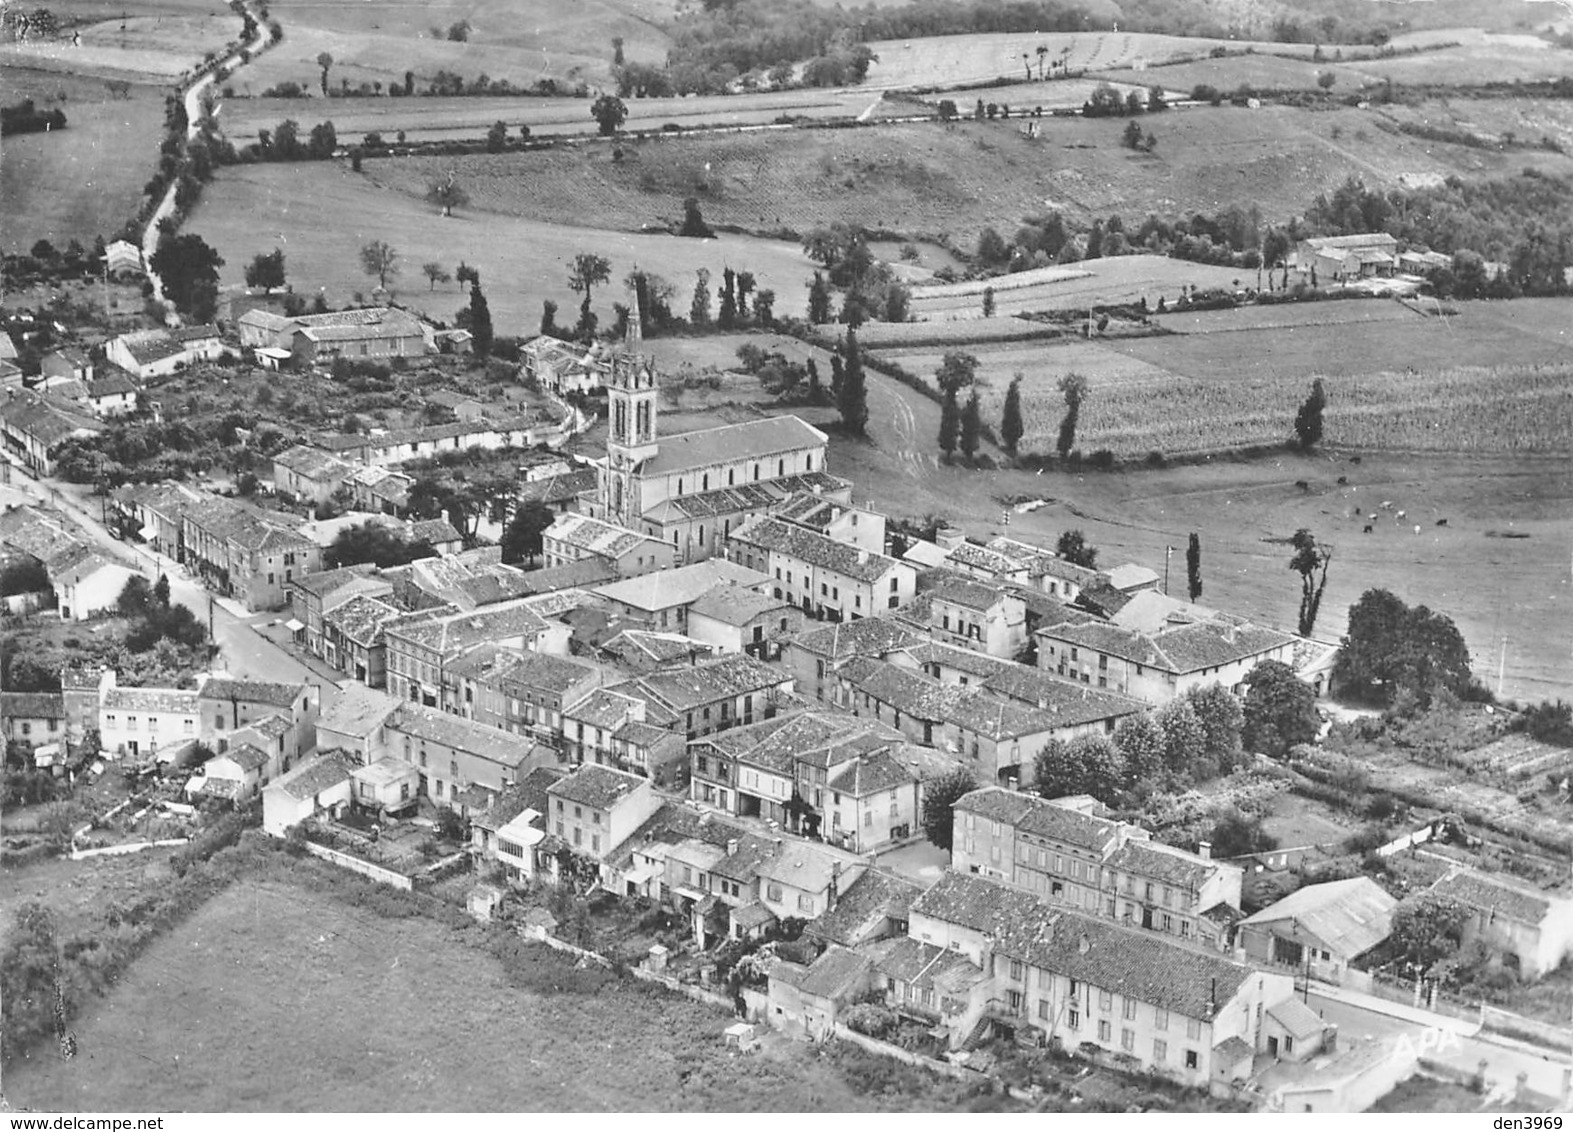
[426,174,470,217]
[1000,374,1024,455]
[1294,377,1327,451]
[540,299,560,337]
[316,51,333,97]
[837,326,868,435]
[244,248,286,290]
[567,252,612,309]
[1317,70,1336,91]
[149,233,223,321]
[734,271,756,320]
[152,573,171,609]
[1389,894,1470,973]
[1033,739,1079,798]
[118,575,154,618]
[679,197,713,238]
[502,502,556,565]
[960,388,982,461]
[1289,528,1332,637]
[307,121,338,159]
[1055,529,1097,569]
[1241,659,1319,757]
[1122,120,1143,150]
[807,272,832,324]
[1114,713,1165,794]
[1185,683,1244,776]
[611,36,624,66]
[468,281,494,357]
[938,387,960,459]
[1186,532,1203,602]
[1334,589,1474,707]
[1056,372,1088,459]
[982,286,995,317]
[486,120,509,153]
[591,93,627,136]
[422,262,451,291]
[753,288,775,326]
[326,521,434,569]
[359,240,398,289]
[1156,697,1207,780]
[1208,809,1277,858]
[934,351,978,397]
[690,267,712,325]
[921,767,978,851]
[718,266,738,328]
[976,227,1009,265]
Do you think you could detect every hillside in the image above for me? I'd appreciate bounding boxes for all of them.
[358,103,1573,250]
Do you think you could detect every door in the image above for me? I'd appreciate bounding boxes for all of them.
[1267,1036,1279,1057]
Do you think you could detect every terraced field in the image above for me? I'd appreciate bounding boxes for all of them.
[909,256,1248,319]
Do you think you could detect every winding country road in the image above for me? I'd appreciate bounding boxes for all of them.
[142,1,271,308]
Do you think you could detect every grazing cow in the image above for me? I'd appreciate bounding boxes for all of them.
[1337,476,1348,485]
[1294,480,1309,491]
[1414,525,1422,535]
[1363,524,1373,533]
[1381,500,1393,510]
[1350,456,1362,464]
[1396,510,1406,521]
[1368,513,1379,523]
[1436,518,1449,527]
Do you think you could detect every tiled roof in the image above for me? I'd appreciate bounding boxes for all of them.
[238,309,294,331]
[946,540,1027,577]
[911,868,1047,935]
[408,518,462,545]
[292,307,424,342]
[797,944,872,1001]
[0,391,103,446]
[985,536,1103,587]
[756,839,855,895]
[88,370,137,398]
[1429,869,1555,926]
[325,593,417,646]
[515,468,599,507]
[388,703,535,769]
[641,472,849,523]
[546,512,660,560]
[809,869,923,947]
[562,687,650,731]
[791,615,925,661]
[845,660,1074,741]
[1304,233,1398,251]
[866,936,989,993]
[103,686,199,714]
[472,558,614,600]
[273,753,355,800]
[214,743,270,773]
[1108,839,1216,890]
[1266,997,1328,1041]
[730,516,903,584]
[472,766,567,832]
[1040,619,1295,675]
[687,584,789,626]
[199,678,303,708]
[594,558,768,612]
[317,683,401,741]
[273,444,352,482]
[641,415,827,476]
[471,648,597,697]
[387,599,550,657]
[1,691,65,719]
[114,332,185,365]
[929,577,1010,612]
[632,653,789,713]
[602,629,711,665]
[172,323,221,342]
[549,763,648,810]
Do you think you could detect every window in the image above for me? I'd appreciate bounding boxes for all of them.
[1186,1019,1202,1040]
[1067,1008,1080,1030]
[1098,989,1113,1011]
[591,834,600,853]
[1154,1008,1169,1031]
[1123,999,1137,1021]
[1008,960,1023,981]
[1153,1039,1167,1063]
[573,827,582,846]
[767,882,783,901]
[1097,1020,1111,1043]
[797,894,814,914]
[1121,1028,1134,1052]
[592,810,602,825]
[1184,1050,1198,1070]
[1007,990,1023,1012]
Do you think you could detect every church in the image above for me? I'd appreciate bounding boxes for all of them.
[583,340,851,565]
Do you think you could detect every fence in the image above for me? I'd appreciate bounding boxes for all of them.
[303,840,414,890]
[828,1022,989,1083]
[1362,972,1478,1022]
[70,837,189,861]
[1479,1005,1573,1053]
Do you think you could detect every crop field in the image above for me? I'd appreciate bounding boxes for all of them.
[1150,298,1431,335]
[0,71,166,251]
[187,161,818,333]
[910,256,1249,319]
[859,30,1334,92]
[3,877,983,1111]
[236,0,675,98]
[0,11,238,82]
[333,106,1573,254]
[214,87,878,146]
[855,317,1064,349]
[1375,97,1573,156]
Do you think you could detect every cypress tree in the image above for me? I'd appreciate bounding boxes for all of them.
[1001,374,1024,454]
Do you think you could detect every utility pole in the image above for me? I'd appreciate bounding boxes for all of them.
[1497,637,1507,699]
[1163,545,1174,595]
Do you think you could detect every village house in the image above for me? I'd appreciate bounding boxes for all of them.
[407,517,464,556]
[272,444,355,506]
[685,584,805,659]
[470,765,566,874]
[1291,234,1399,284]
[196,741,277,802]
[315,414,547,468]
[512,467,600,518]
[520,335,611,395]
[451,646,601,742]
[39,346,92,387]
[545,763,663,875]
[286,563,394,659]
[105,239,143,277]
[726,515,917,624]
[348,757,421,818]
[262,753,355,836]
[0,390,103,476]
[900,871,1296,1088]
[807,869,924,949]
[541,512,675,577]
[1036,616,1297,707]
[347,464,414,515]
[198,677,318,764]
[384,702,553,812]
[950,787,1244,952]
[559,686,683,786]
[105,325,227,380]
[237,308,295,350]
[181,498,323,612]
[756,837,865,923]
[928,577,1030,659]
[85,369,139,418]
[628,653,795,744]
[1237,877,1398,987]
[46,543,137,622]
[1,691,66,748]
[99,680,200,762]
[591,558,770,634]
[286,307,429,364]
[314,682,400,764]
[782,616,927,703]
[1426,868,1573,980]
[382,598,565,709]
[109,480,205,555]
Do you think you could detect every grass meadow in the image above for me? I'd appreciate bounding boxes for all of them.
[3,876,988,1111]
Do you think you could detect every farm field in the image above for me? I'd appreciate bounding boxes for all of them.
[214,87,880,146]
[909,256,1248,319]
[344,104,1573,255]
[236,0,675,96]
[2,877,983,1111]
[0,12,237,83]
[185,161,819,332]
[859,30,1337,92]
[1150,298,1431,335]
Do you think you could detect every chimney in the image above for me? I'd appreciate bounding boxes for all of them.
[1078,934,1090,956]
[1198,841,1211,860]
[857,548,869,565]
[726,838,739,857]
[1207,977,1217,1019]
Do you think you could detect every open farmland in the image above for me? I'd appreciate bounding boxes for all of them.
[0,11,237,83]
[214,87,880,146]
[0,69,166,251]
[185,161,817,331]
[336,103,1573,255]
[3,876,985,1111]
[236,0,674,97]
[859,30,1340,92]
[909,256,1248,319]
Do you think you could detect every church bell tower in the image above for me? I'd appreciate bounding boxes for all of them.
[602,285,659,527]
